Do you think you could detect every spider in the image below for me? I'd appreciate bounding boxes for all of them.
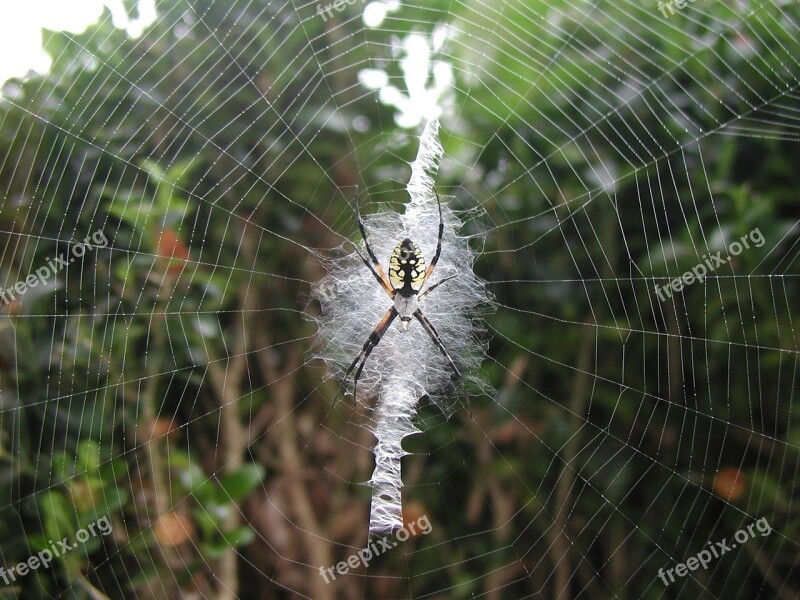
[342,189,462,398]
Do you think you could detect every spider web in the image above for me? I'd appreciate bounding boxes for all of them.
[0,0,799,598]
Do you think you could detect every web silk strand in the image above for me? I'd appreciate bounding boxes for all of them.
[368,119,442,535]
[312,117,492,538]
[368,378,419,534]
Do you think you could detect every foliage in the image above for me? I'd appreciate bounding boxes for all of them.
[0,0,798,598]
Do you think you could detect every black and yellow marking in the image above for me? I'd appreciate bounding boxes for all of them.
[338,187,461,397]
[388,238,426,295]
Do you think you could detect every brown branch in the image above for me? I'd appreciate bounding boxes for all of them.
[205,223,258,600]
[206,341,248,600]
[142,273,183,588]
[549,326,594,600]
[256,331,333,600]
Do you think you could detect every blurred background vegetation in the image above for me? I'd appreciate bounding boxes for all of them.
[0,0,799,598]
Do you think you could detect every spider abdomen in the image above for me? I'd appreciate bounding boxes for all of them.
[393,293,418,331]
[389,238,426,296]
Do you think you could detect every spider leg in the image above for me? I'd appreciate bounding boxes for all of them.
[420,189,444,288]
[342,306,398,401]
[354,186,395,298]
[413,308,462,381]
[419,273,458,300]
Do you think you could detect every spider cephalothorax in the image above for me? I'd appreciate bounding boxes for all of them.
[342,189,462,396]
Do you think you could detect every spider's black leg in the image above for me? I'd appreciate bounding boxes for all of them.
[341,307,398,402]
[354,186,395,297]
[421,189,444,288]
[418,273,458,300]
[413,308,462,381]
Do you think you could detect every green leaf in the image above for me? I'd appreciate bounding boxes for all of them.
[174,455,215,501]
[205,526,256,557]
[216,464,265,503]
[77,439,102,473]
[37,491,77,549]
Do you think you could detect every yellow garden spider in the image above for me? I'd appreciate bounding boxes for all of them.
[343,189,462,397]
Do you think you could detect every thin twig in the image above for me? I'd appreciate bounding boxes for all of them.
[256,331,333,600]
[206,222,257,600]
[550,326,594,600]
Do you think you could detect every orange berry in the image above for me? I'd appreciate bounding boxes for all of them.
[714,467,747,501]
[155,228,189,275]
[153,512,194,547]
